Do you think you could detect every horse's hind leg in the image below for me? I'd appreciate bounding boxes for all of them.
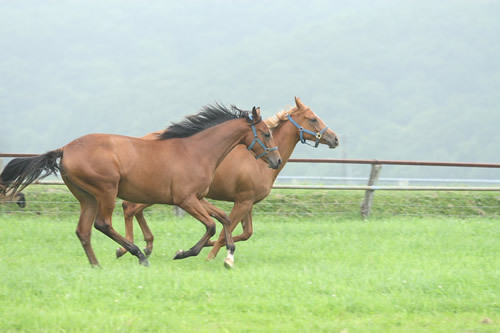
[233,208,254,243]
[117,202,154,258]
[63,176,100,267]
[94,194,150,267]
[116,201,134,258]
[76,201,99,267]
[135,205,154,256]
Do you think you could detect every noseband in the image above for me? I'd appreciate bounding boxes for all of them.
[286,114,328,148]
[247,115,278,159]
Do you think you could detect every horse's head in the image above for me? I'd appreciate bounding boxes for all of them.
[246,107,282,169]
[15,192,26,208]
[288,97,339,149]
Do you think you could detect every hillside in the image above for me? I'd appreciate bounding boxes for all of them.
[1,0,499,179]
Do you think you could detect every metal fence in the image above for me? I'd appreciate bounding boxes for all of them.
[284,158,500,217]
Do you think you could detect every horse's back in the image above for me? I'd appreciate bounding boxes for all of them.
[63,133,163,165]
[60,133,191,204]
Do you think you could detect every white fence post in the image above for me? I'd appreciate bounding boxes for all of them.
[360,164,382,218]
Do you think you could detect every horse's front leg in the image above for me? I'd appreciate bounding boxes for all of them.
[135,206,155,257]
[175,198,235,268]
[173,197,217,258]
[117,202,154,258]
[206,200,253,262]
[233,208,254,243]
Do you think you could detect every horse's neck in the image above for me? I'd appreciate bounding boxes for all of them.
[188,119,248,170]
[265,120,300,180]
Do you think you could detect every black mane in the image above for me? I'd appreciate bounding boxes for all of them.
[159,103,252,140]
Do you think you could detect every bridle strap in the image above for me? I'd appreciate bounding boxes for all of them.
[286,114,328,148]
[247,115,278,159]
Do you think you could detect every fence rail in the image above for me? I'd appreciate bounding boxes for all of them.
[2,154,500,217]
[287,158,500,168]
[3,154,500,168]
[26,181,500,192]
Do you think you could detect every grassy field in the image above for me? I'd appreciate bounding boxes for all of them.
[2,185,500,219]
[0,203,498,332]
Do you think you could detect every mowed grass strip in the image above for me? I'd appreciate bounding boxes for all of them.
[0,213,498,332]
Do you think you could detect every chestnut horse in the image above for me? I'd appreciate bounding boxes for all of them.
[0,104,281,268]
[116,97,338,260]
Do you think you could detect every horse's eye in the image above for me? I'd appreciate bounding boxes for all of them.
[264,133,271,138]
[310,118,318,123]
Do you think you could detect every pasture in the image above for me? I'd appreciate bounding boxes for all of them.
[0,189,499,332]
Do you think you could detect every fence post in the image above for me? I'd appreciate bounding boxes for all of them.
[174,205,185,217]
[360,164,382,218]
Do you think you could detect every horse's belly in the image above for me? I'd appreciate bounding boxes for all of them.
[117,179,174,205]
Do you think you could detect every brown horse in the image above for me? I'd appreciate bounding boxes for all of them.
[116,97,338,260]
[0,183,26,208]
[0,104,282,268]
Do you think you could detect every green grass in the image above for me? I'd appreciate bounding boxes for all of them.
[2,185,500,219]
[0,211,498,332]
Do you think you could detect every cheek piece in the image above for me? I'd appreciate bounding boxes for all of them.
[247,115,278,159]
[286,114,329,148]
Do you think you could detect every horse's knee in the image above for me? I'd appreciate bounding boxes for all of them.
[207,224,216,237]
[75,230,90,246]
[240,230,253,241]
[122,201,135,218]
[94,220,111,234]
[122,201,131,210]
[209,211,230,226]
[144,233,154,243]
[219,213,231,225]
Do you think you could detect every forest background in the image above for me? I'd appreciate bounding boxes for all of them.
[1,0,499,180]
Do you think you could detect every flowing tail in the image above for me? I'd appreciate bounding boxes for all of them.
[0,149,63,194]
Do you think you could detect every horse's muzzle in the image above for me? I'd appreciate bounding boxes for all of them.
[269,158,282,169]
[327,134,340,149]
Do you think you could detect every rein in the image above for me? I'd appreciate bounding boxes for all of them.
[286,114,328,148]
[247,115,278,159]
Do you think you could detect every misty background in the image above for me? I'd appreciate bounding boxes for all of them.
[1,0,499,181]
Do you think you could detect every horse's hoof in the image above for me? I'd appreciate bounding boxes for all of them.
[224,258,234,269]
[116,248,126,258]
[144,248,152,257]
[139,259,150,267]
[173,250,184,260]
[206,252,216,261]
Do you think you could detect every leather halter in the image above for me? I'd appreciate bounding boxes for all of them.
[247,115,279,159]
[286,114,328,148]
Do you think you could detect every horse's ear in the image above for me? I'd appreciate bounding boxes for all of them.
[252,106,261,122]
[295,96,305,109]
